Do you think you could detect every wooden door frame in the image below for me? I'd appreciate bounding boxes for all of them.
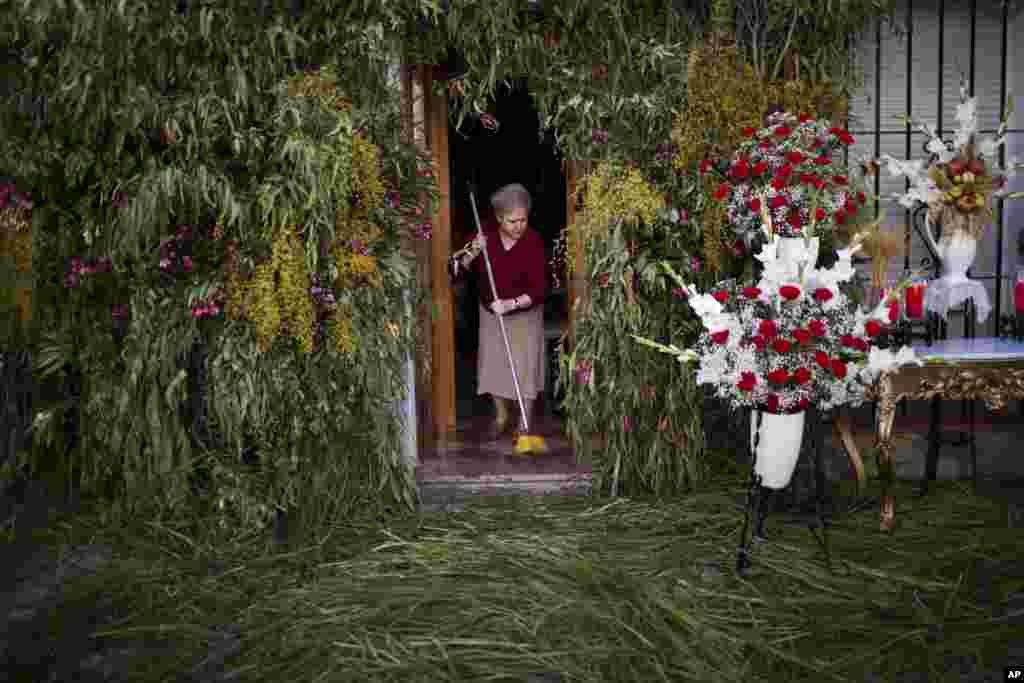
[402,64,584,446]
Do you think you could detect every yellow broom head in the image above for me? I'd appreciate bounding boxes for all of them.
[514,434,547,455]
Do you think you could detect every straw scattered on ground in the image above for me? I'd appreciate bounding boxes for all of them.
[15,480,1024,683]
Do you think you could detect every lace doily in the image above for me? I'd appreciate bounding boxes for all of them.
[923,278,992,323]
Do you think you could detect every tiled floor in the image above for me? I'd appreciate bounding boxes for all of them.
[415,413,586,481]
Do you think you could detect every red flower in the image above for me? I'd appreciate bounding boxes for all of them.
[828,126,846,137]
[834,211,847,225]
[713,182,730,200]
[831,359,848,379]
[779,285,802,301]
[865,320,883,337]
[845,199,857,215]
[699,159,712,175]
[793,367,812,385]
[710,291,729,305]
[840,334,856,348]
[776,163,794,178]
[833,175,848,186]
[815,350,830,369]
[814,156,831,166]
[798,113,813,123]
[808,319,827,337]
[800,173,817,185]
[766,394,781,413]
[759,141,773,151]
[840,132,855,145]
[742,287,762,299]
[792,328,812,346]
[742,126,757,138]
[775,126,792,137]
[813,288,832,302]
[711,329,730,345]
[813,137,825,148]
[858,191,867,204]
[758,319,779,338]
[814,179,826,190]
[853,338,869,352]
[888,301,900,323]
[748,198,762,214]
[786,151,805,164]
[769,195,788,209]
[767,368,790,385]
[772,338,792,353]
[786,209,802,229]
[798,397,810,410]
[752,161,769,176]
[751,334,767,350]
[737,371,758,392]
[815,207,827,222]
[732,160,749,178]
[771,177,789,191]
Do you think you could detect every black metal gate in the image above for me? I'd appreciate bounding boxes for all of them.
[847,0,1023,335]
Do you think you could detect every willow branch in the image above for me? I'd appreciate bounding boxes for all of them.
[770,8,801,81]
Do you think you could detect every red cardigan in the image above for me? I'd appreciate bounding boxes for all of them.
[462,218,546,314]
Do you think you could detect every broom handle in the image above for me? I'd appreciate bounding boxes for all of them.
[467,190,531,434]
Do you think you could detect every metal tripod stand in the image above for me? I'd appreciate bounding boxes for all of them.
[736,406,833,575]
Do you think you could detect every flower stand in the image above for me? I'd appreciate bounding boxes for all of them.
[736,406,833,575]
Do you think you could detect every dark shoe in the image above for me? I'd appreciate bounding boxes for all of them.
[487,419,511,441]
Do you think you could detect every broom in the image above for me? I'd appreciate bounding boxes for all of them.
[467,185,547,455]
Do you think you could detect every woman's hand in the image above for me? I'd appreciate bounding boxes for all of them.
[469,231,486,256]
[488,298,517,316]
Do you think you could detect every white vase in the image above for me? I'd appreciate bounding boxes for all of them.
[920,215,979,285]
[750,410,805,490]
[775,237,820,276]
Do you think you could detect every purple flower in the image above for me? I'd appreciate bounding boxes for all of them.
[678,207,689,225]
[592,128,610,145]
[690,256,703,273]
[385,191,401,209]
[623,415,634,433]
[671,287,687,299]
[99,256,113,272]
[111,304,131,320]
[655,143,674,162]
[350,239,368,255]
[112,191,128,209]
[182,255,194,272]
[64,272,82,289]
[159,258,172,270]
[479,113,499,131]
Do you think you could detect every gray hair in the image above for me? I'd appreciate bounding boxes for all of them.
[490,183,532,218]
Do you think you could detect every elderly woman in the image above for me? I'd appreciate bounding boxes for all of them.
[450,183,547,439]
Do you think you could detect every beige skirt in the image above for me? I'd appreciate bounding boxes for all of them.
[477,303,546,401]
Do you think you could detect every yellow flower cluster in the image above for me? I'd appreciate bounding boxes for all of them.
[672,43,766,172]
[285,67,352,114]
[234,225,317,354]
[350,133,385,214]
[567,163,665,274]
[333,211,384,289]
[0,206,33,324]
[332,302,358,355]
[335,250,383,289]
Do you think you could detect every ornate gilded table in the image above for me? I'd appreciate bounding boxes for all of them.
[869,337,1024,531]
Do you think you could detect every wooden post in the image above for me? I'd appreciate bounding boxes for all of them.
[403,64,435,454]
[425,69,457,439]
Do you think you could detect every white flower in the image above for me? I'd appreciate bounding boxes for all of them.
[977,135,1003,160]
[926,137,949,157]
[688,292,724,323]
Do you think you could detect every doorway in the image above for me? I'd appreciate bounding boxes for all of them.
[418,79,581,477]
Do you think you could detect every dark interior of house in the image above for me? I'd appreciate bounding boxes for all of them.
[448,82,568,421]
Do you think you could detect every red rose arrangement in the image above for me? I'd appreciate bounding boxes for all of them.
[702,112,873,240]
